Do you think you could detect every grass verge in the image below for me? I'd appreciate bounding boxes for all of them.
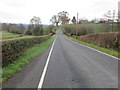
[65,34,119,58]
[1,35,55,84]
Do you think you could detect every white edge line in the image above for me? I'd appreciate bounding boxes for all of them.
[79,43,120,60]
[37,38,56,89]
[65,36,120,60]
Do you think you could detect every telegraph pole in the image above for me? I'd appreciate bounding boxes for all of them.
[118,1,120,32]
[76,13,79,38]
[77,13,79,23]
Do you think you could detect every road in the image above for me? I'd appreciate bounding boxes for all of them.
[3,27,118,88]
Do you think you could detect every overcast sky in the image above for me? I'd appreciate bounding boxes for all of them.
[0,0,119,24]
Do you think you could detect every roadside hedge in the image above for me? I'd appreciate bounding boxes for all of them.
[65,32,119,52]
[2,35,51,66]
[76,32,120,52]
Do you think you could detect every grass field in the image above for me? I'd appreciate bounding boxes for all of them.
[1,31,34,40]
[94,24,104,33]
[63,23,119,36]
[94,23,119,33]
[1,35,55,84]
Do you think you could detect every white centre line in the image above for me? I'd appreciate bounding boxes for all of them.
[37,38,56,89]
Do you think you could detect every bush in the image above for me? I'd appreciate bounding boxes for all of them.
[77,32,120,52]
[2,35,51,66]
[25,30,32,35]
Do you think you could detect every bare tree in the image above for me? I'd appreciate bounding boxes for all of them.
[57,11,70,24]
[30,16,41,26]
[26,16,43,35]
[104,10,117,31]
[29,16,43,36]
[50,15,59,26]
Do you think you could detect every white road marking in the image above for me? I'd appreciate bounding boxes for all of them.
[79,43,119,60]
[65,35,119,60]
[37,38,56,89]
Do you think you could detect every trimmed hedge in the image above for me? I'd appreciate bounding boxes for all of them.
[65,32,119,52]
[2,35,51,66]
[76,32,120,52]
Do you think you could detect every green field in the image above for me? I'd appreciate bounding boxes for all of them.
[94,24,104,33]
[63,23,119,36]
[94,23,119,33]
[1,31,34,40]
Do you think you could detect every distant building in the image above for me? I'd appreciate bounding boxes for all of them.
[118,1,120,20]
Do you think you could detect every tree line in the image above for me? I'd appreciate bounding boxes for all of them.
[2,16,56,36]
[50,10,119,25]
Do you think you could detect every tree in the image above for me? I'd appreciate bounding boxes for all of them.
[8,24,17,33]
[2,23,9,31]
[19,24,26,34]
[104,10,116,22]
[30,16,41,25]
[32,25,43,36]
[104,10,117,31]
[50,15,59,26]
[72,16,76,24]
[26,25,33,35]
[57,11,70,24]
[26,16,43,36]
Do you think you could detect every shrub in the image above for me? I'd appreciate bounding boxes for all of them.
[2,35,51,66]
[25,30,32,35]
[77,32,120,52]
